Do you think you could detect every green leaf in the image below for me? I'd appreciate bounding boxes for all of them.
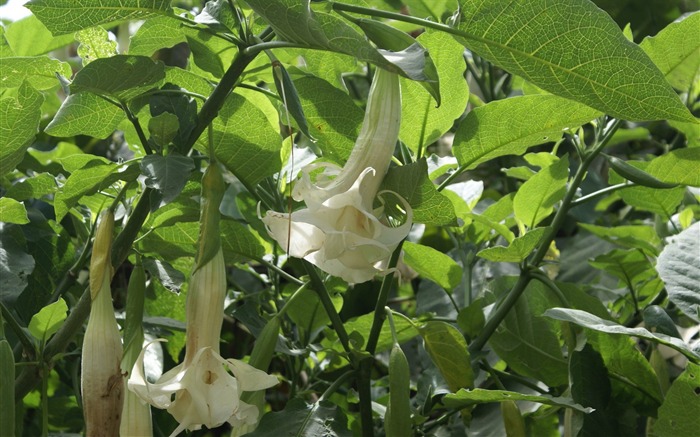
[0,56,71,90]
[0,228,35,305]
[302,50,358,88]
[656,222,700,322]
[647,148,700,187]
[76,26,117,66]
[142,257,185,293]
[477,227,548,262]
[443,389,592,413]
[453,0,695,122]
[0,82,44,179]
[399,30,468,154]
[589,248,655,285]
[513,156,569,228]
[343,311,419,353]
[453,95,600,170]
[129,14,186,56]
[403,241,463,291]
[249,398,350,437]
[642,306,681,339]
[211,89,282,187]
[4,14,75,56]
[28,298,68,343]
[140,220,265,262]
[286,286,343,337]
[569,343,615,435]
[147,112,180,148]
[403,0,453,22]
[26,0,172,35]
[5,173,57,201]
[609,161,685,216]
[488,277,569,387]
[543,308,700,362]
[54,158,140,222]
[579,223,661,256]
[0,198,29,225]
[293,75,363,163]
[45,92,125,138]
[0,27,13,58]
[650,362,700,437]
[140,154,194,203]
[640,12,700,91]
[245,0,431,81]
[420,321,474,392]
[382,159,456,226]
[669,119,700,147]
[70,55,165,101]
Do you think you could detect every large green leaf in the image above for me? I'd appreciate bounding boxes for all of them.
[0,198,29,225]
[70,55,165,102]
[513,156,569,228]
[640,11,700,91]
[569,344,615,435]
[452,95,600,170]
[382,159,456,226]
[5,173,57,201]
[544,308,700,362]
[443,389,592,413]
[285,286,343,338]
[452,0,695,122]
[128,14,186,56]
[26,0,172,35]
[403,241,463,291]
[589,248,656,286]
[420,321,474,392]
[293,75,363,163]
[608,161,686,217]
[245,0,431,81]
[399,30,469,154]
[0,82,44,179]
[76,26,117,65]
[488,277,569,387]
[647,148,700,187]
[45,92,125,138]
[54,158,140,222]
[211,89,282,187]
[656,222,700,322]
[579,223,661,256]
[4,14,75,56]
[0,56,71,90]
[342,311,419,354]
[650,363,700,437]
[249,398,350,437]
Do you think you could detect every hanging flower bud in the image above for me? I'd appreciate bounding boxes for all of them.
[262,68,412,283]
[129,164,277,436]
[81,210,123,436]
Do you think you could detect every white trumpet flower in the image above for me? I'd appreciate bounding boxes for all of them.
[128,248,278,436]
[262,68,412,283]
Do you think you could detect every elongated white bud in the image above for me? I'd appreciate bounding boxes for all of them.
[81,210,123,436]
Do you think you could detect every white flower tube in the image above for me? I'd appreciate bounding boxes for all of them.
[262,68,412,283]
[81,210,124,436]
[128,165,277,436]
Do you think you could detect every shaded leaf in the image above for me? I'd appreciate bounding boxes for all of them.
[650,362,700,437]
[420,321,474,392]
[543,308,700,362]
[0,227,34,305]
[452,0,695,122]
[656,222,700,322]
[142,256,185,293]
[249,398,350,437]
[579,223,661,256]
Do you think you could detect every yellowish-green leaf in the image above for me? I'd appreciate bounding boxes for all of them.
[420,321,474,392]
[0,198,30,224]
[513,156,569,228]
[0,82,44,178]
[403,241,463,291]
[76,26,117,65]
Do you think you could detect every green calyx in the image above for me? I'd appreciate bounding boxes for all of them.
[194,163,226,272]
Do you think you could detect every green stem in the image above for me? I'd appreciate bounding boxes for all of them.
[358,358,374,437]
[469,119,622,353]
[365,243,403,355]
[41,362,48,437]
[122,102,154,155]
[302,261,353,356]
[318,369,355,402]
[569,182,631,208]
[0,301,35,359]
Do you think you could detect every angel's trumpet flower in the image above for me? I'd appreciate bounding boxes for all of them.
[262,68,412,283]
